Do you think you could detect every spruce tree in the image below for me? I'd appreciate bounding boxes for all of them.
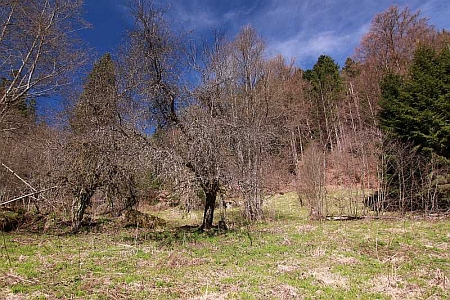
[67,54,137,231]
[380,46,450,159]
[379,45,450,211]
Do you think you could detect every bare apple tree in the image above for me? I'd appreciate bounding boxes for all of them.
[118,0,231,230]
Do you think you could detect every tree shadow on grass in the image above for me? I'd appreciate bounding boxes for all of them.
[121,224,234,247]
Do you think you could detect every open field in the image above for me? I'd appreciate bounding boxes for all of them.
[1,193,449,299]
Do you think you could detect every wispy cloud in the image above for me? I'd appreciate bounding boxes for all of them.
[248,0,378,67]
[141,0,450,69]
[415,0,450,30]
[270,31,353,62]
[266,20,372,68]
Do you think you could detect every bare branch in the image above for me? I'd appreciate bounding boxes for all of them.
[0,186,58,206]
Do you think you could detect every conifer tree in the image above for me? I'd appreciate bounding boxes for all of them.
[304,55,343,149]
[379,45,450,211]
[71,53,118,132]
[380,46,450,159]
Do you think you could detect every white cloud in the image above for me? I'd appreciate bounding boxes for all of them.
[267,31,356,68]
[149,0,450,68]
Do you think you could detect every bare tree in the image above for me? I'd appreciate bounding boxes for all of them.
[118,1,229,230]
[118,0,183,131]
[197,26,278,221]
[368,138,447,214]
[348,5,437,135]
[297,142,327,219]
[228,26,268,221]
[0,0,88,123]
[0,123,57,213]
[59,54,139,232]
[355,5,435,76]
[121,1,283,227]
[159,109,232,230]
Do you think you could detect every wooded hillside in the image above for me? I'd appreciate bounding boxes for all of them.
[1,1,449,232]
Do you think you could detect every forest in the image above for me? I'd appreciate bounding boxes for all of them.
[1,1,450,298]
[1,1,449,232]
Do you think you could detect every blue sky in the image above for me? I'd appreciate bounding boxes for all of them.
[38,0,449,121]
[81,0,450,70]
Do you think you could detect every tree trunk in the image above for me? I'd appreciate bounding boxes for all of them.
[200,189,217,231]
[71,191,93,233]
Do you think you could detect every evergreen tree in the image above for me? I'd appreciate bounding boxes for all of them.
[66,54,137,232]
[380,46,450,159]
[379,45,450,211]
[304,55,343,148]
[71,53,118,133]
[0,76,36,129]
[342,57,360,79]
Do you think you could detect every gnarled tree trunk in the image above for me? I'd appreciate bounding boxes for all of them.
[71,190,94,232]
[200,185,219,231]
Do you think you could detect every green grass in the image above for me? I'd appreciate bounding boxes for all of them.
[1,192,449,299]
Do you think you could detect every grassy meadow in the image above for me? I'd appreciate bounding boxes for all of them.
[0,192,449,299]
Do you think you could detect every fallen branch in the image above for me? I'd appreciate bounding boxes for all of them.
[1,162,37,192]
[0,186,58,206]
[1,162,53,205]
[325,215,364,221]
[5,273,39,284]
